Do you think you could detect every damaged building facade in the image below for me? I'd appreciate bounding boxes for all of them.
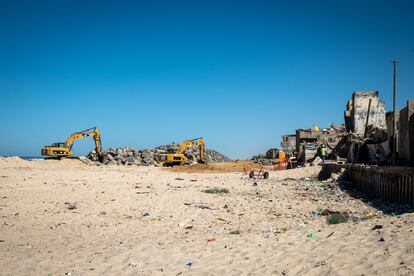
[339,91,414,166]
[341,91,389,165]
[344,91,386,135]
[279,89,413,206]
[279,90,413,167]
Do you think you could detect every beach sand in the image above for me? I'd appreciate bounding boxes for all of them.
[0,157,413,275]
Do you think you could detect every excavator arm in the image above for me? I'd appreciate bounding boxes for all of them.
[197,138,205,162]
[64,127,105,156]
[177,140,195,154]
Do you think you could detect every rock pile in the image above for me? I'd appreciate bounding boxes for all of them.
[205,149,231,163]
[86,143,231,166]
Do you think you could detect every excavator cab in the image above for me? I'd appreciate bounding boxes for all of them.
[41,142,72,157]
[52,142,66,147]
[166,148,178,154]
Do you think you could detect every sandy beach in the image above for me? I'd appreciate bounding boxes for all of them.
[0,157,413,275]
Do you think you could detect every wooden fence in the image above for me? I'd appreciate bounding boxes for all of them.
[321,163,414,206]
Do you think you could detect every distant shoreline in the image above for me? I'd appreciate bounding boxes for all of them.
[0,156,44,160]
[1,156,86,161]
[20,156,44,160]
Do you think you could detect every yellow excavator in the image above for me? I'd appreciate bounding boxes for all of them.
[159,137,205,166]
[41,127,107,162]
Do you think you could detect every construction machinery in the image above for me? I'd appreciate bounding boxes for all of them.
[159,137,205,166]
[41,127,107,162]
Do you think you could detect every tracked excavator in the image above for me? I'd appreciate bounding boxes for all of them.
[159,137,205,166]
[41,127,107,162]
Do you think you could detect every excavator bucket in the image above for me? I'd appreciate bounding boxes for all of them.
[98,153,108,163]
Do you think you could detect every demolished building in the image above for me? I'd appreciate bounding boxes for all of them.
[337,91,390,165]
[263,91,413,167]
[279,125,346,163]
[297,126,347,162]
[280,134,296,156]
[336,91,413,166]
[344,91,386,136]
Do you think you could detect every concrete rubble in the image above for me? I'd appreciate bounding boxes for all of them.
[334,91,410,165]
[251,148,279,165]
[86,143,231,166]
[294,125,347,162]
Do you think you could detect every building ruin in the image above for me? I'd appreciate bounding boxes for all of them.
[344,91,386,136]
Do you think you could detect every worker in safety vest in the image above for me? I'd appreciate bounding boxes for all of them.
[320,144,327,163]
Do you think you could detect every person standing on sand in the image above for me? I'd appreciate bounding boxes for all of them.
[320,144,327,163]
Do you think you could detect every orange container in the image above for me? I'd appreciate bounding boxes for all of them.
[278,151,286,161]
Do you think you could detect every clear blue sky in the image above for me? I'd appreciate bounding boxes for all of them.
[0,0,413,159]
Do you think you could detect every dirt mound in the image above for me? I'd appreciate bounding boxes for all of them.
[169,161,262,173]
[0,156,30,167]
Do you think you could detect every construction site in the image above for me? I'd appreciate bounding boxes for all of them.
[1,1,414,275]
[1,79,413,275]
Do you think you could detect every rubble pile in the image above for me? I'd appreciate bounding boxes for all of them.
[86,143,231,166]
[251,148,279,165]
[205,149,231,163]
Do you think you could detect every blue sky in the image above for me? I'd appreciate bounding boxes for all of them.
[0,0,413,159]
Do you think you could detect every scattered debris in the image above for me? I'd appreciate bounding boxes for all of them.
[372,225,383,230]
[311,156,323,166]
[195,203,211,210]
[326,213,349,225]
[64,202,77,210]
[203,188,229,194]
[326,232,335,238]
[316,260,328,267]
[271,228,287,234]
[313,210,321,216]
[128,262,138,268]
[207,238,217,243]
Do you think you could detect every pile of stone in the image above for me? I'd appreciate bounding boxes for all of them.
[251,148,280,165]
[205,149,231,163]
[86,143,231,166]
